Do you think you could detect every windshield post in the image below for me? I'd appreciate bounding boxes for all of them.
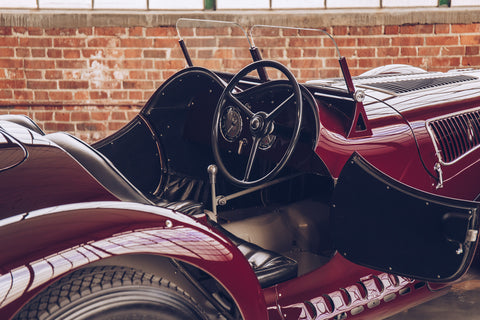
[249,47,269,82]
[178,39,193,67]
[339,56,355,95]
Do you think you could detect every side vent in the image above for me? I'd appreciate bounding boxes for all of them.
[427,108,480,164]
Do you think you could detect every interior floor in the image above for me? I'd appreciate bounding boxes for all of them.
[218,197,335,276]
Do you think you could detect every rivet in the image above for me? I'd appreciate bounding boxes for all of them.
[165,220,173,228]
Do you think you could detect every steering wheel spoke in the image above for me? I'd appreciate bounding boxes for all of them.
[226,91,255,118]
[266,92,295,121]
[243,136,261,182]
[212,60,303,187]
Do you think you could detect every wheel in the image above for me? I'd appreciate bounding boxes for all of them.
[212,59,303,187]
[14,266,207,320]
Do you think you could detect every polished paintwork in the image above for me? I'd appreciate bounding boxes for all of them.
[0,201,267,320]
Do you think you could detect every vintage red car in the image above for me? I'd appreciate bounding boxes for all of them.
[1,19,480,319]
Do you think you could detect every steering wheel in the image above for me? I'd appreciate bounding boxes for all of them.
[212,60,303,187]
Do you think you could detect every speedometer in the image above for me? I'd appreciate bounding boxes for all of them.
[220,106,243,142]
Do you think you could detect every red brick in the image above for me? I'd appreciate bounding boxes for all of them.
[14,90,34,101]
[121,38,153,48]
[0,80,25,89]
[44,122,75,132]
[350,26,383,36]
[47,49,62,58]
[462,56,480,67]
[95,27,127,36]
[78,28,93,36]
[112,91,128,100]
[0,38,18,47]
[128,91,143,100]
[146,27,177,37]
[425,35,459,46]
[71,91,87,100]
[0,27,12,36]
[377,47,399,57]
[400,47,417,56]
[451,24,480,34]
[34,91,49,100]
[27,80,57,89]
[418,47,441,56]
[87,38,120,48]
[465,46,479,56]
[441,46,465,56]
[25,70,42,79]
[54,38,86,48]
[435,24,450,34]
[358,37,391,47]
[54,111,71,121]
[391,36,424,46]
[64,49,81,59]
[332,26,348,36]
[0,90,13,99]
[59,81,89,89]
[124,49,142,59]
[49,91,73,101]
[45,70,63,79]
[384,25,399,35]
[111,111,127,120]
[129,27,144,37]
[46,28,77,36]
[144,49,167,58]
[460,35,480,45]
[71,111,91,121]
[16,48,30,58]
[0,48,14,57]
[154,60,185,70]
[76,122,107,132]
[27,28,43,36]
[90,91,108,100]
[34,111,54,121]
[56,60,87,69]
[31,49,45,57]
[25,60,55,69]
[399,24,434,35]
[19,38,52,48]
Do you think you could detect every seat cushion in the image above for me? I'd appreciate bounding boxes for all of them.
[211,221,298,288]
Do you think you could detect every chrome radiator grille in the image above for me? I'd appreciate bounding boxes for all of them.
[428,108,480,164]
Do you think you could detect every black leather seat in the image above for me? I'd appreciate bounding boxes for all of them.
[46,132,297,288]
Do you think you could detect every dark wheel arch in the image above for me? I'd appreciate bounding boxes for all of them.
[13,266,208,320]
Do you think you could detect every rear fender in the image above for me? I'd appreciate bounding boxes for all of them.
[0,201,266,320]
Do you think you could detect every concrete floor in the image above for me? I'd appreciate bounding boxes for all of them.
[388,267,480,320]
[387,289,480,319]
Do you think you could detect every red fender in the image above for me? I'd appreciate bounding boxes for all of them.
[0,201,267,320]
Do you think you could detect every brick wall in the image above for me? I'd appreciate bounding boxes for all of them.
[1,12,480,143]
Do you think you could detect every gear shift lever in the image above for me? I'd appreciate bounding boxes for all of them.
[207,164,218,221]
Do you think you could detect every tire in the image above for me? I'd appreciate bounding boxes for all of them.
[14,266,207,320]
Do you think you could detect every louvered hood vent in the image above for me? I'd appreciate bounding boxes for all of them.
[363,75,477,94]
[427,108,480,164]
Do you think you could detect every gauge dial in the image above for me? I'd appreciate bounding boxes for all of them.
[220,106,243,142]
[259,134,276,150]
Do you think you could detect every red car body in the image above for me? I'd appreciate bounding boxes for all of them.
[1,20,479,319]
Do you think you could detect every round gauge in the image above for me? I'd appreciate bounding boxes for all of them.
[259,134,276,150]
[220,106,243,142]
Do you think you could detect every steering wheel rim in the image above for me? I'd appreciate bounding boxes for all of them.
[212,59,303,187]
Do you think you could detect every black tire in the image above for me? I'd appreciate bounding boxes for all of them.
[14,266,207,320]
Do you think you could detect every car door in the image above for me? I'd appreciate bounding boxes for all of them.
[331,152,479,282]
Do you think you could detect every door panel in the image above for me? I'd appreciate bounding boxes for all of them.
[331,153,479,282]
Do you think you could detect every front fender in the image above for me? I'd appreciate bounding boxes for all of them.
[0,201,267,320]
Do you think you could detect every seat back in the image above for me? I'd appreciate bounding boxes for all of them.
[46,132,152,205]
